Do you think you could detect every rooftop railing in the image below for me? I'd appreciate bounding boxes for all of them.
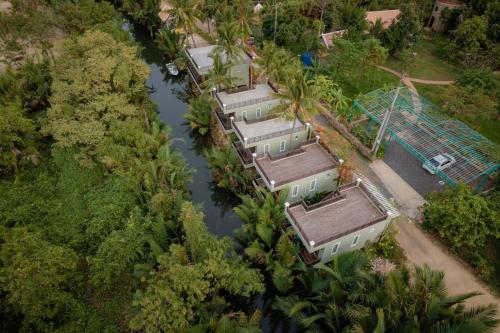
[217,82,279,111]
[232,118,307,145]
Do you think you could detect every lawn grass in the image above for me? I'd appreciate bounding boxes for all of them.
[415,83,500,144]
[341,68,399,99]
[384,33,462,81]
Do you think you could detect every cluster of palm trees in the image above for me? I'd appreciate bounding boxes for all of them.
[234,185,498,332]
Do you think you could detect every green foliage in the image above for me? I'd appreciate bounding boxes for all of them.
[205,146,253,194]
[167,0,203,47]
[382,3,422,56]
[0,227,80,331]
[275,251,499,332]
[184,93,212,135]
[129,202,264,332]
[52,0,117,34]
[364,225,406,266]
[0,99,38,175]
[329,0,368,38]
[327,38,388,90]
[262,0,311,47]
[448,15,496,69]
[440,7,462,33]
[155,29,186,63]
[456,69,500,96]
[122,0,161,35]
[44,30,155,170]
[423,183,499,251]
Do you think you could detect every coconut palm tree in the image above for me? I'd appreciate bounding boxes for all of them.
[232,0,254,42]
[184,93,213,135]
[155,29,186,65]
[255,41,291,84]
[205,146,252,194]
[215,20,244,86]
[273,64,321,150]
[203,52,236,92]
[168,0,203,47]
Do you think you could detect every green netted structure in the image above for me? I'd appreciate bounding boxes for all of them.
[352,88,499,189]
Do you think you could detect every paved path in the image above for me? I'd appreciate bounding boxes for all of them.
[378,65,455,85]
[396,220,500,317]
[370,160,426,219]
[370,160,500,321]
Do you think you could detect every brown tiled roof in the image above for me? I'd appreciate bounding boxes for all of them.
[287,183,387,248]
[366,10,400,29]
[255,142,339,187]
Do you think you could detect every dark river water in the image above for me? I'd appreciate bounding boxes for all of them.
[126,22,296,333]
[127,23,242,237]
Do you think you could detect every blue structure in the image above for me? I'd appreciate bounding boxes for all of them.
[301,52,314,67]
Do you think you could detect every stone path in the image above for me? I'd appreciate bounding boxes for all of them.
[378,65,455,85]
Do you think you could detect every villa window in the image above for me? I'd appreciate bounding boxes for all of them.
[331,242,340,255]
[292,185,299,197]
[256,108,262,118]
[242,111,247,120]
[309,179,316,192]
[280,140,286,152]
[351,234,360,247]
[264,144,270,154]
[267,103,272,110]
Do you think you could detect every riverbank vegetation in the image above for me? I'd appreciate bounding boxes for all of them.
[0,2,264,331]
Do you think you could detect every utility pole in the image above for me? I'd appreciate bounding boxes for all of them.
[372,78,404,156]
[273,0,278,44]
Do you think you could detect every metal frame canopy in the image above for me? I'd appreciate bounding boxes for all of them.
[352,87,499,187]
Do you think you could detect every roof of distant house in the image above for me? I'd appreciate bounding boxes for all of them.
[437,0,464,6]
[255,142,340,187]
[365,10,401,29]
[159,1,172,22]
[287,182,388,248]
[320,30,347,49]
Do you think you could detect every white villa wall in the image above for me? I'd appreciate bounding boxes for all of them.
[248,129,310,156]
[274,169,339,203]
[226,98,281,120]
[315,218,391,263]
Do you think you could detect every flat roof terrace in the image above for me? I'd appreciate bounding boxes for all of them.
[186,45,252,71]
[234,117,305,144]
[286,183,388,248]
[216,83,278,111]
[255,142,340,187]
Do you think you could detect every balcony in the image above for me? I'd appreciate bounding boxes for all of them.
[252,177,266,190]
[232,141,254,168]
[298,248,320,266]
[186,60,205,91]
[214,110,233,133]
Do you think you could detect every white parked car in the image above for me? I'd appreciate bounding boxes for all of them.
[422,153,456,174]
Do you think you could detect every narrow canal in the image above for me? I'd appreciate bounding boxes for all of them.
[126,22,296,333]
[127,23,242,237]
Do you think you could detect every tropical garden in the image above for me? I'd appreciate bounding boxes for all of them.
[0,0,499,332]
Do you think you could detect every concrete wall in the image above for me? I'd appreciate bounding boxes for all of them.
[316,218,391,263]
[227,98,281,119]
[429,0,463,32]
[230,63,250,87]
[275,169,339,203]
